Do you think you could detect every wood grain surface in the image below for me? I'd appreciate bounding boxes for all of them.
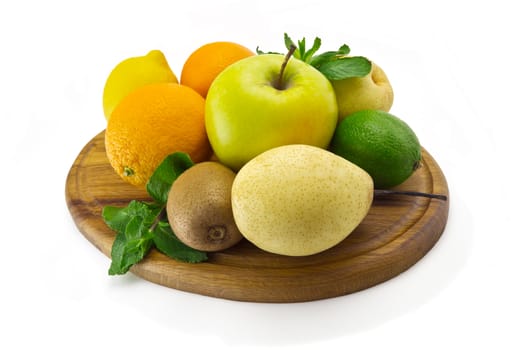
[65,130,449,303]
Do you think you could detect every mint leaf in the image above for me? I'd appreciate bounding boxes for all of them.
[261,34,371,81]
[108,211,157,275]
[108,233,154,275]
[255,47,282,55]
[104,201,207,274]
[152,221,208,263]
[297,37,306,59]
[103,200,162,233]
[102,205,130,233]
[284,33,296,55]
[146,152,194,204]
[284,33,322,63]
[103,173,207,274]
[102,153,211,275]
[316,56,372,80]
[309,44,351,67]
[105,201,162,275]
[108,230,131,274]
[338,44,351,55]
[303,37,321,63]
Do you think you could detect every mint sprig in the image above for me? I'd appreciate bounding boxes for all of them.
[257,33,372,80]
[146,152,194,204]
[104,201,160,275]
[103,152,207,276]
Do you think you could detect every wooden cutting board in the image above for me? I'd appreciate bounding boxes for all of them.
[65,130,449,303]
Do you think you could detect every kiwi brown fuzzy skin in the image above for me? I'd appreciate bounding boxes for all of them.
[166,162,243,252]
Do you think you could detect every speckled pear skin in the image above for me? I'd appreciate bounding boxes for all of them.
[231,144,374,256]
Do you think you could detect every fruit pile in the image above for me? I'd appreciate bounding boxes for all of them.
[101,34,444,274]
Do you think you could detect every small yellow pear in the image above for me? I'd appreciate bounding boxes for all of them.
[231,144,374,256]
[102,50,178,120]
[332,61,394,120]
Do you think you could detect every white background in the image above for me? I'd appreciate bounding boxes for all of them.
[1,0,523,349]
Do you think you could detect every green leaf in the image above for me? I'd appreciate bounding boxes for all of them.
[103,201,162,232]
[108,215,156,275]
[152,221,208,263]
[256,46,283,55]
[284,33,295,51]
[103,200,154,233]
[108,230,129,275]
[298,37,306,58]
[104,201,162,275]
[146,152,194,204]
[303,37,321,63]
[102,206,130,233]
[103,151,209,275]
[104,199,207,274]
[310,44,351,67]
[316,56,372,80]
[284,33,301,59]
[337,44,351,55]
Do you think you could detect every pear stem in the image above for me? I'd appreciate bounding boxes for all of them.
[374,189,448,201]
[275,44,297,90]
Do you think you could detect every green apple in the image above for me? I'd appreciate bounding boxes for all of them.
[331,62,394,120]
[205,53,338,171]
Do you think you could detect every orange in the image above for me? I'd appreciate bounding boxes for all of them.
[105,83,212,187]
[180,41,254,97]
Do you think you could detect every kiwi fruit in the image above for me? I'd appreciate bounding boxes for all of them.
[166,161,243,252]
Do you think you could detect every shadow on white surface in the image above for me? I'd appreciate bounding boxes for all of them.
[104,193,472,346]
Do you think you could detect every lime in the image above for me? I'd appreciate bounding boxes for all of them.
[330,110,421,189]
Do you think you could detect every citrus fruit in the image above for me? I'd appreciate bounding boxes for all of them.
[180,41,254,97]
[330,110,421,189]
[103,50,178,120]
[105,83,212,187]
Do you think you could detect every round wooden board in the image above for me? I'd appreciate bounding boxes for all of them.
[65,131,449,303]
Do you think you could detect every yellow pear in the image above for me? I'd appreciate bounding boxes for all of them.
[332,61,393,120]
[102,50,178,120]
[231,144,373,256]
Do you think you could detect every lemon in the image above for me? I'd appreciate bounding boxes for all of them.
[102,50,178,120]
[330,110,421,189]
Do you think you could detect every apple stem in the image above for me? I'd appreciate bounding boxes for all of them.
[275,44,297,90]
[373,189,448,201]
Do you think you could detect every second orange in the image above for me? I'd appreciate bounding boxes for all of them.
[180,41,254,98]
